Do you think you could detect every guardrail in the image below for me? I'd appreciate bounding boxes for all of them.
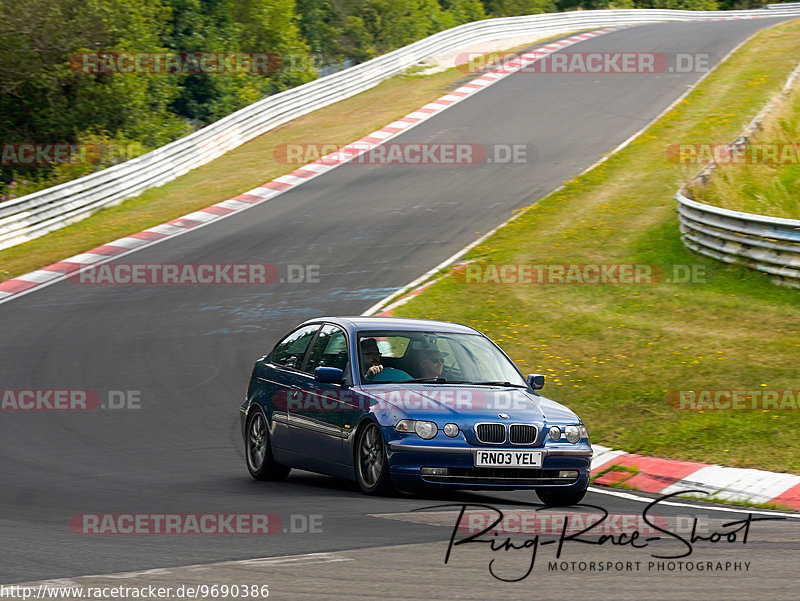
[676,59,800,288]
[3,7,800,252]
[676,192,800,287]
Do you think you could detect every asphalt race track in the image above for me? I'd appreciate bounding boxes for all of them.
[2,18,799,597]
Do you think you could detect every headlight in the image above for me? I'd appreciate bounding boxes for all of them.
[565,425,581,444]
[414,421,438,440]
[443,423,459,438]
[548,425,562,441]
[395,420,441,440]
[579,424,589,439]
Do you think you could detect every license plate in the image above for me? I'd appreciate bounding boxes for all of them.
[473,449,542,468]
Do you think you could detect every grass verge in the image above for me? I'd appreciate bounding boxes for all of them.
[393,19,800,474]
[589,464,640,485]
[690,69,800,218]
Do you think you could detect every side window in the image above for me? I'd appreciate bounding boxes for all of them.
[272,325,320,370]
[304,324,349,373]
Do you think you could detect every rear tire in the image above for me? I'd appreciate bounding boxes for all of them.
[536,486,587,507]
[354,422,393,495]
[246,408,291,481]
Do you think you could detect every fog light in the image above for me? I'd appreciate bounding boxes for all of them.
[421,467,449,476]
[443,423,459,437]
[558,470,578,478]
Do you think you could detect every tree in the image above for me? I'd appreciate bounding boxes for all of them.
[0,0,188,184]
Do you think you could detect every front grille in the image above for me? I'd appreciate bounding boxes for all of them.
[475,423,506,444]
[510,424,538,445]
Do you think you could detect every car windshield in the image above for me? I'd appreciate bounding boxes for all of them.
[357,330,527,386]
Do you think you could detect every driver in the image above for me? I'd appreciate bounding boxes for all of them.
[360,338,384,380]
[360,337,412,383]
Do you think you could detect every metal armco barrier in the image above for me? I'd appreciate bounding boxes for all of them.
[676,59,800,289]
[676,191,800,288]
[3,7,800,251]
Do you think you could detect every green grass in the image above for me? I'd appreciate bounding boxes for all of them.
[690,76,800,218]
[589,463,639,490]
[393,19,800,474]
[0,36,569,282]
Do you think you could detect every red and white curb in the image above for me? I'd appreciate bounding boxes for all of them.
[592,444,800,510]
[0,27,620,306]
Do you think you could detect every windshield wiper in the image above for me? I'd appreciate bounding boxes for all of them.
[469,381,529,388]
[401,378,528,387]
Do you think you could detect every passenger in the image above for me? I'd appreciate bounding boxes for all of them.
[416,348,446,380]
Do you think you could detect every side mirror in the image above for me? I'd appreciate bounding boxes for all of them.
[315,366,344,384]
[527,373,545,390]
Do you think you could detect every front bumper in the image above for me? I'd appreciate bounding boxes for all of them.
[386,439,592,491]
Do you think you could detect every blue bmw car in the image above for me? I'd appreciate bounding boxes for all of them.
[240,316,591,506]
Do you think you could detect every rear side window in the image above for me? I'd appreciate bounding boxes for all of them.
[272,325,319,370]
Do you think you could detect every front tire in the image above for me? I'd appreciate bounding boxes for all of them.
[246,408,291,481]
[354,422,392,495]
[536,486,587,507]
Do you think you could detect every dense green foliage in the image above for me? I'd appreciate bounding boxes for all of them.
[0,0,314,196]
[2,0,777,199]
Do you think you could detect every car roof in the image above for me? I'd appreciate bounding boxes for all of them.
[299,316,481,335]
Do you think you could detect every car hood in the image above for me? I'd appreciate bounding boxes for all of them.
[360,384,581,426]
